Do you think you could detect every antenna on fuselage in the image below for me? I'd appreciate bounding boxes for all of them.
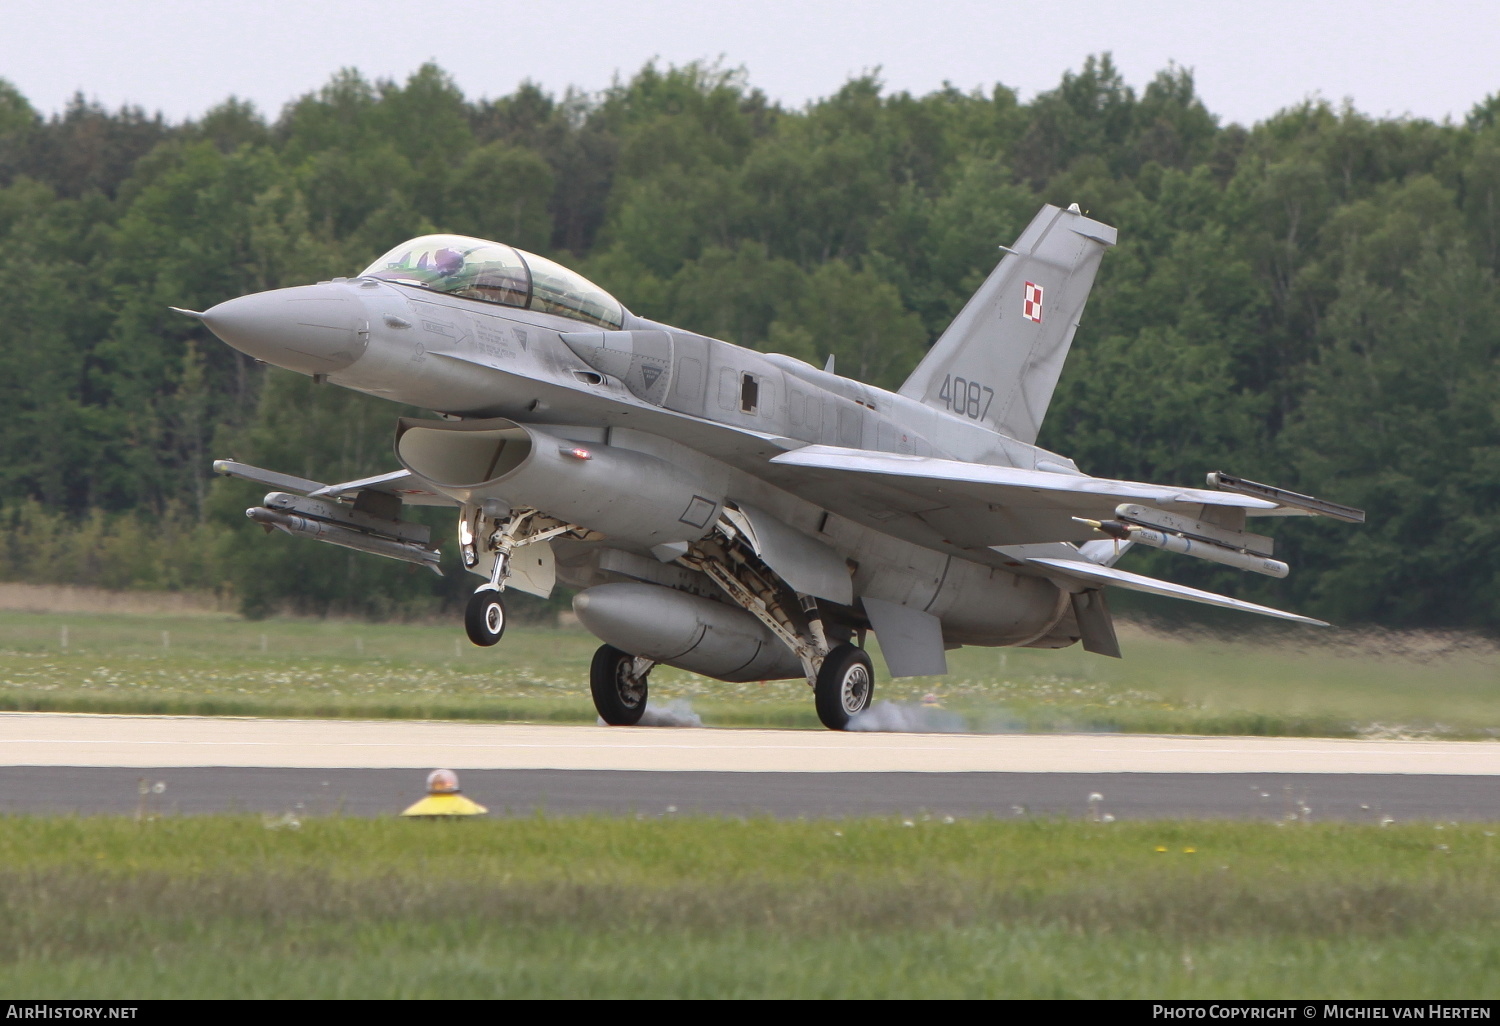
[823,354,836,375]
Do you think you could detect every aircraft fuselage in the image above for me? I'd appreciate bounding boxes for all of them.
[203,272,1082,656]
[193,213,1358,725]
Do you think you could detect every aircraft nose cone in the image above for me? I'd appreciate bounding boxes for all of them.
[202,283,367,375]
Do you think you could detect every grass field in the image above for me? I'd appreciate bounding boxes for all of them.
[0,815,1496,998]
[2,605,1495,997]
[0,607,1496,737]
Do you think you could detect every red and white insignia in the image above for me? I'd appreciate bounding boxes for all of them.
[1023,281,1044,323]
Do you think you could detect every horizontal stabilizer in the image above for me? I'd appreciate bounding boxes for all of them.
[1024,556,1328,627]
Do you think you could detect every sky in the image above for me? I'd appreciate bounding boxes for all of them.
[2,0,1497,128]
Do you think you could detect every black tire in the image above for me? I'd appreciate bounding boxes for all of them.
[814,643,874,730]
[590,644,649,726]
[464,588,506,647]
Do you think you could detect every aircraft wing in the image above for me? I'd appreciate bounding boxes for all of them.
[212,461,458,507]
[768,445,1276,547]
[306,469,457,506]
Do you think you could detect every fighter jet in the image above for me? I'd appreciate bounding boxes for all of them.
[177,203,1363,729]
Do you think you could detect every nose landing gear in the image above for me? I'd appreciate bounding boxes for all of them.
[459,506,583,648]
[464,587,506,646]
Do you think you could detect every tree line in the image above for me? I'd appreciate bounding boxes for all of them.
[0,58,1497,627]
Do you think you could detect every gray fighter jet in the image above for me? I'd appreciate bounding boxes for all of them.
[178,203,1363,729]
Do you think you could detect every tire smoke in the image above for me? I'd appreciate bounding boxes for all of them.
[595,698,704,728]
[847,701,968,733]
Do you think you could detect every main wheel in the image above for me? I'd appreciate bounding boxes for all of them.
[590,644,649,726]
[815,643,874,730]
[464,588,506,647]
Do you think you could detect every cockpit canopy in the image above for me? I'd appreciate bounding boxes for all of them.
[360,234,625,330]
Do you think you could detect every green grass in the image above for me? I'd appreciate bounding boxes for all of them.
[1,815,1497,998]
[0,608,1496,736]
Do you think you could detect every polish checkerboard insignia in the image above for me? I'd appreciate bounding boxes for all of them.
[1023,281,1044,323]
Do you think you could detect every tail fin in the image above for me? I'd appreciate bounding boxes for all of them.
[899,204,1116,444]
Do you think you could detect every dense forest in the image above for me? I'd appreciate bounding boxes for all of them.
[0,58,1497,627]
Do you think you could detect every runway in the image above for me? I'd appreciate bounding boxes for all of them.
[3,765,1497,820]
[2,712,1498,819]
[2,714,1500,816]
[5,712,1499,773]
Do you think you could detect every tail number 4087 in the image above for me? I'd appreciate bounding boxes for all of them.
[938,375,995,420]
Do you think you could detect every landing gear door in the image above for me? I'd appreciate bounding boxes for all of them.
[735,504,853,606]
[861,596,947,678]
[507,540,556,599]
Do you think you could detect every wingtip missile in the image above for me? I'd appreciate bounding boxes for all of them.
[1208,471,1366,523]
[246,505,442,572]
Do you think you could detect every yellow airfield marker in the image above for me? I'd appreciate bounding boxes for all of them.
[401,768,488,817]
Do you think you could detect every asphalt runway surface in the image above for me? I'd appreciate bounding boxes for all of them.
[2,766,1498,821]
[2,712,1497,819]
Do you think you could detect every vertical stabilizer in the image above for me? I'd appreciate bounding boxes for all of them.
[899,204,1116,443]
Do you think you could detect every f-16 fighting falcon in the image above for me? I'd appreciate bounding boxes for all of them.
[176,203,1363,730]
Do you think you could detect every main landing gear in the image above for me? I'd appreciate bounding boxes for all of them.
[674,510,875,731]
[457,502,876,732]
[814,643,874,730]
[590,644,653,726]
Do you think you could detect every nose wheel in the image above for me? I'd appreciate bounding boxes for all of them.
[814,643,874,730]
[590,644,651,725]
[464,588,507,646]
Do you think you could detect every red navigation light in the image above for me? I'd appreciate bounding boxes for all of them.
[561,446,592,461]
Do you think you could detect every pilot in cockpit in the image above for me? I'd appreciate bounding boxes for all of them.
[432,248,465,279]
